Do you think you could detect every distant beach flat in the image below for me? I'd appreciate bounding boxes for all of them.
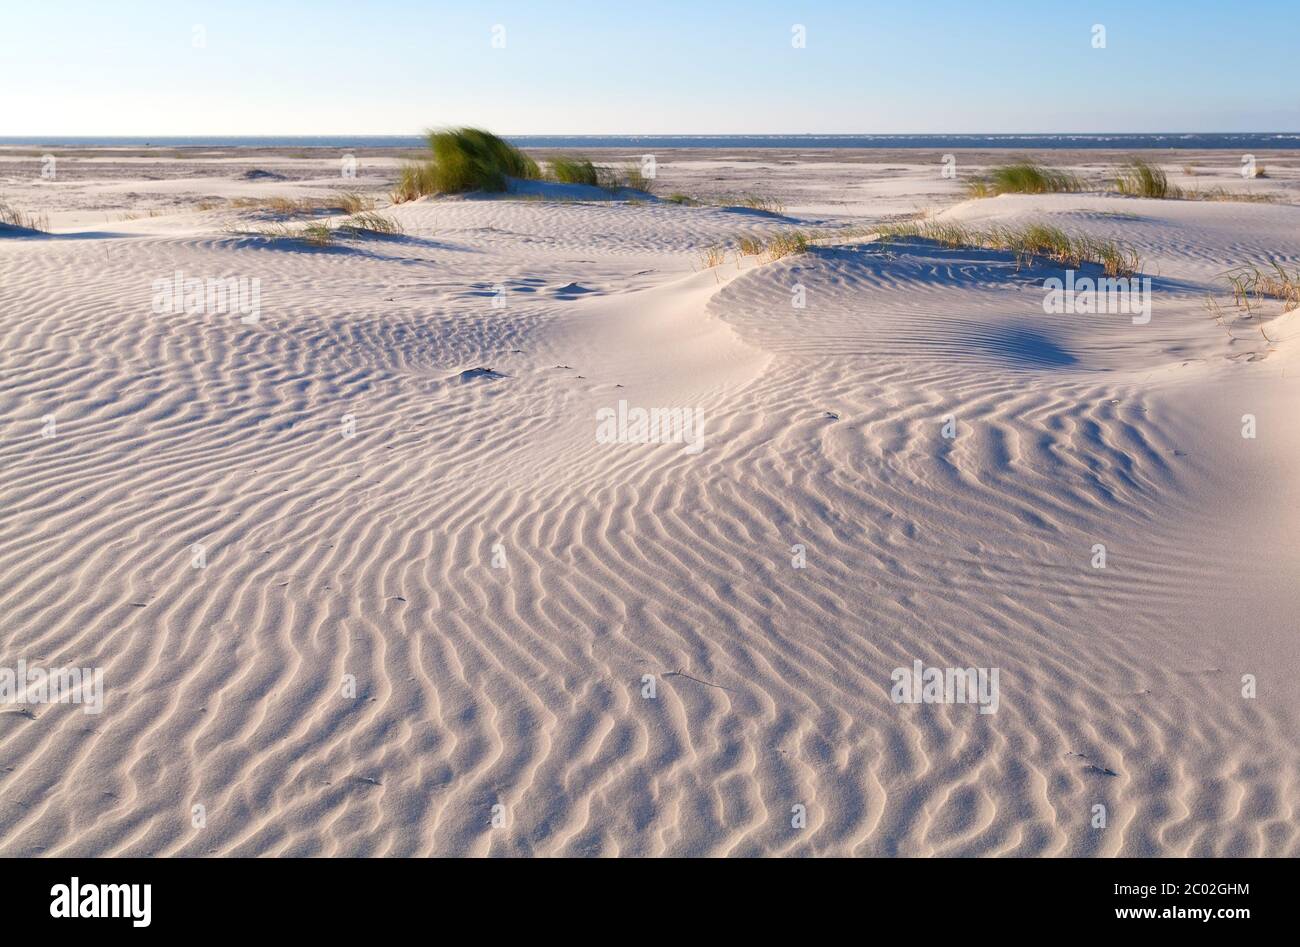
[4,132,1300,150]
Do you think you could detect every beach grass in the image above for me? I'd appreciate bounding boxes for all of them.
[428,127,540,193]
[734,195,787,215]
[428,125,540,192]
[334,190,375,214]
[1111,160,1271,202]
[1223,262,1300,313]
[392,160,441,203]
[391,128,540,201]
[0,200,50,232]
[605,163,655,194]
[764,229,809,259]
[968,163,1083,197]
[965,157,1274,205]
[702,228,811,267]
[299,222,335,246]
[875,220,1141,277]
[1114,159,1182,199]
[547,155,601,187]
[233,220,322,244]
[542,155,655,193]
[699,244,727,268]
[229,192,376,216]
[337,211,404,237]
[252,221,336,247]
[235,209,401,246]
[1183,187,1276,204]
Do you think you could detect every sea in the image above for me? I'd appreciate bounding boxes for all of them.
[2,134,1299,150]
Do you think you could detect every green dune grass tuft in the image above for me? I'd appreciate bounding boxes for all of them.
[547,155,601,186]
[1114,159,1181,199]
[428,127,539,193]
[391,161,440,203]
[968,163,1083,197]
[337,211,404,237]
[391,128,540,201]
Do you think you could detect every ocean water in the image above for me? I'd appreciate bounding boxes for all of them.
[2,134,1299,150]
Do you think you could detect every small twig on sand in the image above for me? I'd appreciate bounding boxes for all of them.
[664,669,733,692]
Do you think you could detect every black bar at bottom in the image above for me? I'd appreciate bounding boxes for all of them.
[0,856,1284,934]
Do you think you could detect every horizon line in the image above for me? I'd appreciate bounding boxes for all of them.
[4,131,1300,139]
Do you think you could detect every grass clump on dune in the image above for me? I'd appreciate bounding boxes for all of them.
[334,190,375,214]
[1114,159,1182,199]
[1002,223,1141,277]
[967,163,1083,197]
[249,221,335,247]
[237,210,402,246]
[537,155,657,194]
[390,139,660,199]
[0,200,49,232]
[229,191,376,216]
[875,220,1141,278]
[1223,262,1300,313]
[1182,186,1275,204]
[698,244,728,268]
[428,127,539,192]
[733,195,787,215]
[392,160,441,203]
[593,163,655,194]
[391,128,540,202]
[299,222,336,246]
[547,155,601,186]
[1112,158,1269,201]
[337,211,404,237]
[966,157,1272,205]
[765,229,809,259]
[620,164,655,193]
[700,229,811,268]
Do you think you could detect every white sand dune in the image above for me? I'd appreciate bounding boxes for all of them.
[1,153,1297,856]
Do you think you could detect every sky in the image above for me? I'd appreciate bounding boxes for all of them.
[3,0,1296,136]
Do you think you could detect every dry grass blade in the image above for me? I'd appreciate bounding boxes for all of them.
[1221,262,1300,313]
[874,220,1141,277]
[0,200,50,232]
[698,244,727,268]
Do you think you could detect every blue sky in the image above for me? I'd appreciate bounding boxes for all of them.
[3,0,1296,135]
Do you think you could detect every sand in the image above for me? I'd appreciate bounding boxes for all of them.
[0,148,1297,856]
